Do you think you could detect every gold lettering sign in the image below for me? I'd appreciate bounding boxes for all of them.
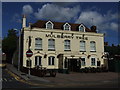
[45,34,88,40]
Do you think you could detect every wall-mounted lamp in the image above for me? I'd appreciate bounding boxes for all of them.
[82,52,84,54]
[44,54,47,58]
[37,51,40,53]
[72,33,74,36]
[87,55,91,59]
[51,32,53,34]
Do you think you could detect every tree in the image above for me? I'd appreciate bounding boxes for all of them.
[2,29,18,63]
[104,45,120,58]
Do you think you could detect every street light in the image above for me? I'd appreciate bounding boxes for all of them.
[13,28,21,71]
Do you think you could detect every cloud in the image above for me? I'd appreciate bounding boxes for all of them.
[51,2,80,7]
[110,22,118,30]
[76,11,104,26]
[11,13,22,23]
[75,10,118,33]
[34,3,80,22]
[22,5,33,15]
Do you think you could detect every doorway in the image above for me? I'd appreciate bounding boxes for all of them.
[68,59,80,72]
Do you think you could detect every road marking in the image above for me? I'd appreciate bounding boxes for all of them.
[6,69,55,87]
[3,78,7,82]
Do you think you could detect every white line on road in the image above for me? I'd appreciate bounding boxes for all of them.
[3,78,7,82]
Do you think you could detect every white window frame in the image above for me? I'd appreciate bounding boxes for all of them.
[48,56,55,65]
[46,21,54,29]
[79,24,85,32]
[63,23,71,31]
[35,56,42,66]
[35,38,42,50]
[91,57,96,66]
[90,41,96,52]
[81,57,86,66]
[80,41,86,52]
[64,40,70,51]
[48,39,55,50]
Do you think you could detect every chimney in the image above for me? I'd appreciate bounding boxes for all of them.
[22,14,26,28]
[91,25,97,32]
[29,23,32,28]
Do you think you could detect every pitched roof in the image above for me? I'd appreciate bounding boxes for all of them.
[31,20,96,33]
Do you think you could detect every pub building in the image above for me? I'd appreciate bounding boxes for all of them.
[19,15,107,73]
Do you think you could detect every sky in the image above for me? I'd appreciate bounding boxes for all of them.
[2,2,119,46]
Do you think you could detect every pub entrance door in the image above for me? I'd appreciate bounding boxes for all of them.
[68,59,80,72]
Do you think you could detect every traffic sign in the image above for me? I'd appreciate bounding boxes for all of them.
[26,49,33,57]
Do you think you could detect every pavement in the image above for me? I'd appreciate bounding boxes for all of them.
[6,64,51,84]
[2,69,32,89]
[6,63,119,88]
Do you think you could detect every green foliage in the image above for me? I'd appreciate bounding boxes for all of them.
[2,29,18,63]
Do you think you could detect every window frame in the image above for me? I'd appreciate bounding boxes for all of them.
[48,56,55,65]
[64,40,71,51]
[81,57,86,66]
[91,57,96,66]
[90,41,96,52]
[48,39,55,51]
[79,24,85,32]
[35,56,42,66]
[46,21,54,29]
[80,41,86,52]
[35,38,42,50]
[63,23,71,31]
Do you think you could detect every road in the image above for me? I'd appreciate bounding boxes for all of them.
[1,67,119,89]
[1,68,32,89]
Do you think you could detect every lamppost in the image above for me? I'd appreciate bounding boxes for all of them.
[13,28,21,71]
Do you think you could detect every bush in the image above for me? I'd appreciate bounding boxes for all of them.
[91,67,96,73]
[96,67,102,72]
[84,67,89,73]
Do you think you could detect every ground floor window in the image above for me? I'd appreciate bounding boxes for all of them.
[48,56,55,65]
[26,59,32,67]
[91,58,96,66]
[35,56,42,66]
[81,58,85,66]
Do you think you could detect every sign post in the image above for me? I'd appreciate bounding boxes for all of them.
[26,49,33,78]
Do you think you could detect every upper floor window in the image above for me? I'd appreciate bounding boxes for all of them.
[48,39,55,50]
[64,40,70,51]
[79,24,85,32]
[35,56,42,66]
[35,38,42,50]
[48,56,55,65]
[80,41,86,52]
[91,58,96,66]
[46,21,53,29]
[63,23,71,31]
[90,41,96,52]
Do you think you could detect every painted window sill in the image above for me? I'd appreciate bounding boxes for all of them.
[35,49,43,50]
